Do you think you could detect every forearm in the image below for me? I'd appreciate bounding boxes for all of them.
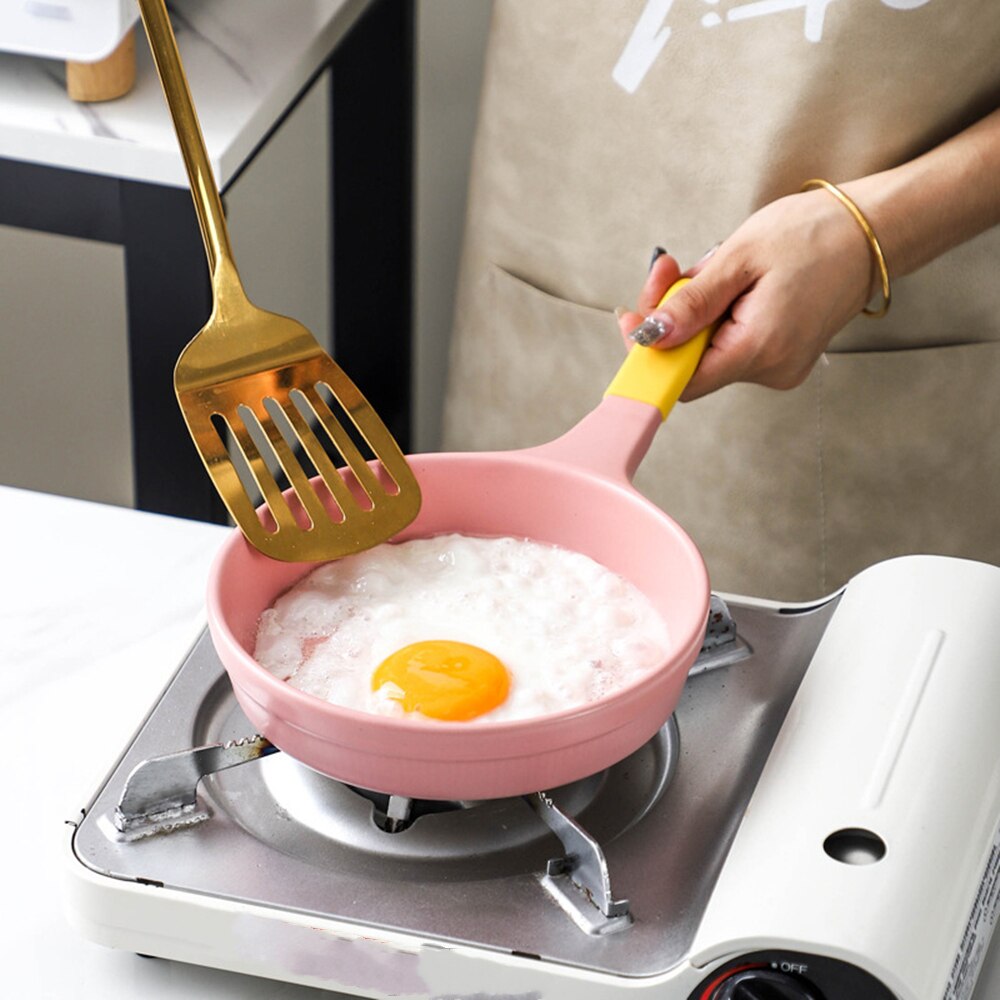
[842,106,1000,281]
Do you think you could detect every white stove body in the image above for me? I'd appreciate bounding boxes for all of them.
[1,0,137,61]
[65,556,1000,1000]
[692,556,1000,1000]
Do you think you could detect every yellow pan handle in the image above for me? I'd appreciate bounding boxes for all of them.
[604,278,714,421]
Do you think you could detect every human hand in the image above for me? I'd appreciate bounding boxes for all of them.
[616,189,877,401]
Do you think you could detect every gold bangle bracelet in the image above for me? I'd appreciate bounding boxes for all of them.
[801,178,891,318]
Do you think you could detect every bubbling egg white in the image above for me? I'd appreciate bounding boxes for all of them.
[253,533,671,723]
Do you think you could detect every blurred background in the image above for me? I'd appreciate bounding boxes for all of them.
[0,0,492,512]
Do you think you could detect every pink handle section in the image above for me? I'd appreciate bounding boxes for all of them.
[522,395,663,485]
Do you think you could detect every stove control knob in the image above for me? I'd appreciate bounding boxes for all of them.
[712,968,821,1000]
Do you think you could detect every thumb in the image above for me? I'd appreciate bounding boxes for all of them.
[629,259,745,350]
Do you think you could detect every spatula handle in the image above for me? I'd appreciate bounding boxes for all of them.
[137,0,238,285]
[604,279,714,420]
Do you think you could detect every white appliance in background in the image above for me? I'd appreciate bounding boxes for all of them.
[0,0,137,61]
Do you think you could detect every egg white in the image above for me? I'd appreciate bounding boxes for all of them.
[253,533,671,722]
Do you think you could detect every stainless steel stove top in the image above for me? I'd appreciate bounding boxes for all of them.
[72,596,836,979]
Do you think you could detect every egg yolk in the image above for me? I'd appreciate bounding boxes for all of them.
[371,640,511,721]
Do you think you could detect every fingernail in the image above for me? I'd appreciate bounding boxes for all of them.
[629,315,672,347]
[614,305,628,320]
[648,246,668,272]
[696,242,721,265]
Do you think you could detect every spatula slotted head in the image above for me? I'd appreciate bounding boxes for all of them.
[176,302,421,563]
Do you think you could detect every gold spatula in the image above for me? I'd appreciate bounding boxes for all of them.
[137,0,420,562]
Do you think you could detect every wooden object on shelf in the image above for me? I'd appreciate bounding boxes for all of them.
[66,29,136,102]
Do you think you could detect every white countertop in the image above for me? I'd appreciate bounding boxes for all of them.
[0,0,365,187]
[0,486,352,996]
[4,484,1000,998]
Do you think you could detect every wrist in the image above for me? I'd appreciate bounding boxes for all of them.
[839,174,908,281]
[802,179,891,317]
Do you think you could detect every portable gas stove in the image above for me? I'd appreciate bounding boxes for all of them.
[65,555,1000,1000]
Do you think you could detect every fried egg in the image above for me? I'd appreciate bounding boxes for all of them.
[371,639,511,721]
[254,534,670,723]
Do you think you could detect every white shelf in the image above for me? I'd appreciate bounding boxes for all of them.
[0,0,366,187]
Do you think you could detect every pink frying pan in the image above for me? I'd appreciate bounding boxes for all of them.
[207,281,713,799]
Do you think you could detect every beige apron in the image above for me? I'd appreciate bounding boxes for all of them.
[443,0,1000,601]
